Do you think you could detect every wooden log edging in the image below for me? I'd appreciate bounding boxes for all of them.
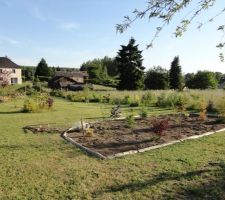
[61,122,225,160]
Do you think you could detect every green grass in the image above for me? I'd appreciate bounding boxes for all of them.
[0,98,225,199]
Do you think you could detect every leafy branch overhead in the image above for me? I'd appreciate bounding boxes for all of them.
[116,0,225,60]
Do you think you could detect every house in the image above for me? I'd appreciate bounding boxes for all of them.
[48,71,91,90]
[0,57,22,85]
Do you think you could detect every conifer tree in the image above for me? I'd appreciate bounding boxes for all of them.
[35,58,51,77]
[169,56,183,90]
[116,38,145,90]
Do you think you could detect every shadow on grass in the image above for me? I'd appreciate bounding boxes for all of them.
[0,111,22,114]
[93,161,225,199]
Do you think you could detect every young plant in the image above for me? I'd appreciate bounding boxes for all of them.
[110,104,122,118]
[152,119,169,137]
[198,99,207,121]
[216,98,225,123]
[85,128,94,137]
[139,106,148,118]
[126,114,135,128]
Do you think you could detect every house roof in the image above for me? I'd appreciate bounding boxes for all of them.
[54,71,88,78]
[0,57,20,69]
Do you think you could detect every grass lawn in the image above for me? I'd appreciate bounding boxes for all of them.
[0,98,225,200]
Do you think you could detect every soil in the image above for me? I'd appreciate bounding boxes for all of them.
[67,115,225,157]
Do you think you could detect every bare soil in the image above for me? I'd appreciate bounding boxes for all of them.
[67,115,225,157]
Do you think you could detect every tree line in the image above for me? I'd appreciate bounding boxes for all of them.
[22,38,224,90]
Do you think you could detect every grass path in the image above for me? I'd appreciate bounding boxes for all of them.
[0,98,225,199]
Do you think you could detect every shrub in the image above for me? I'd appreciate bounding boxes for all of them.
[111,105,122,118]
[23,93,54,113]
[85,128,94,137]
[23,99,39,113]
[126,114,135,128]
[141,92,156,106]
[152,119,169,137]
[198,100,207,121]
[139,107,148,118]
[89,93,102,103]
[216,98,225,122]
[50,90,64,97]
[130,102,139,107]
[207,100,218,113]
[122,95,131,105]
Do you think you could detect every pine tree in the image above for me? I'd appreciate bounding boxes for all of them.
[35,58,51,77]
[116,38,145,90]
[169,56,183,90]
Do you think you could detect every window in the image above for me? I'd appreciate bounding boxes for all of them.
[11,78,18,84]
[12,69,16,73]
[0,69,2,73]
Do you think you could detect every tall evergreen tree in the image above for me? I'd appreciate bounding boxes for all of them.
[116,38,145,90]
[35,58,51,77]
[169,56,183,90]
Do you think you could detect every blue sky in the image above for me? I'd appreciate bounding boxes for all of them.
[0,0,225,73]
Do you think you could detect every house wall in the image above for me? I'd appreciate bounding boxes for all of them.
[0,68,22,85]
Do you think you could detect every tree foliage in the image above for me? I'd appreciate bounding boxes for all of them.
[80,57,118,86]
[35,58,52,78]
[0,69,11,87]
[116,38,145,90]
[186,70,218,89]
[117,0,225,60]
[144,66,169,90]
[169,56,183,90]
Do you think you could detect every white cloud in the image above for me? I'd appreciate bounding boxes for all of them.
[60,22,80,31]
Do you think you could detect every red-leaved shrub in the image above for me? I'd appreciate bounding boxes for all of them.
[152,119,169,137]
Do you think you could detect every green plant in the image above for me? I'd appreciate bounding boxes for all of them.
[110,105,122,118]
[207,100,218,113]
[126,114,135,128]
[139,107,148,118]
[216,98,225,122]
[23,99,39,113]
[141,92,156,106]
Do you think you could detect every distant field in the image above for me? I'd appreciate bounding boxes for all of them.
[0,98,225,199]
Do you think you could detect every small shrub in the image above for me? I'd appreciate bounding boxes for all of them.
[122,95,131,105]
[129,102,139,107]
[85,128,94,137]
[198,100,207,121]
[126,114,135,128]
[141,92,156,106]
[139,107,148,118]
[111,105,122,118]
[46,97,54,109]
[152,119,169,137]
[90,93,102,103]
[216,98,225,122]
[206,100,217,113]
[23,99,39,113]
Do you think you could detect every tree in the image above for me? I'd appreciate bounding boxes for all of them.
[35,58,51,78]
[186,71,218,89]
[22,66,35,81]
[144,66,169,90]
[80,58,117,86]
[117,0,225,59]
[102,56,119,77]
[169,56,183,90]
[0,69,11,87]
[116,38,145,90]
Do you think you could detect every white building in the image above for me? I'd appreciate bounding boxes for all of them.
[0,57,22,85]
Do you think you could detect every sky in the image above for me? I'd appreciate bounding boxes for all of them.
[0,0,225,73]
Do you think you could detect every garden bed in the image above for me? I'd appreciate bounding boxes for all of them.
[64,115,225,159]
